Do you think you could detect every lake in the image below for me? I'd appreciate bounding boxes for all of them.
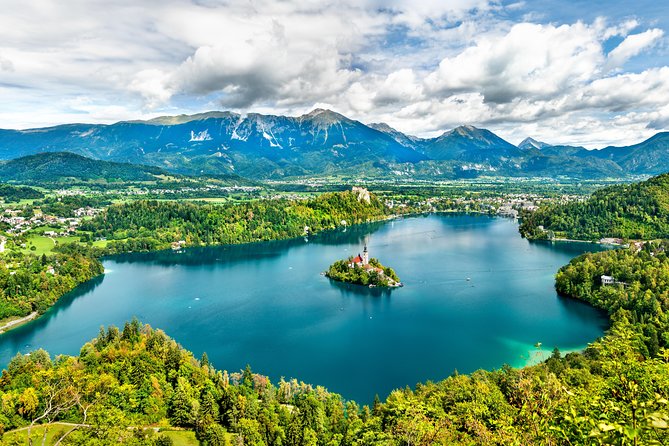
[0,214,608,403]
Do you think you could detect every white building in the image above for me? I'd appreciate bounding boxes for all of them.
[601,275,615,285]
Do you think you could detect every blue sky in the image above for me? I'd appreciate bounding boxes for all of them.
[0,0,668,147]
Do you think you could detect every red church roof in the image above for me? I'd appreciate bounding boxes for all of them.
[351,255,363,264]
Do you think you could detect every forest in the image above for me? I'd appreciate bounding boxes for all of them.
[0,185,43,203]
[0,152,167,184]
[0,251,103,321]
[555,241,669,358]
[81,190,390,252]
[519,172,669,240]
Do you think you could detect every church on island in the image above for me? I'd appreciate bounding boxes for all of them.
[348,245,385,275]
[321,243,402,288]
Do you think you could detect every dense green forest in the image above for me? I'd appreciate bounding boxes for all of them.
[555,242,669,357]
[0,251,103,321]
[0,185,43,203]
[325,258,400,287]
[81,190,389,252]
[519,173,669,240]
[0,152,168,184]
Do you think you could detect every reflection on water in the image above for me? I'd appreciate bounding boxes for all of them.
[0,274,106,357]
[328,279,394,298]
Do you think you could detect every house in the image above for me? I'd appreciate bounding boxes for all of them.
[601,275,627,286]
[171,240,186,250]
[348,254,364,267]
[601,275,615,285]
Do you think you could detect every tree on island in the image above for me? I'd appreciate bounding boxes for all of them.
[325,256,400,287]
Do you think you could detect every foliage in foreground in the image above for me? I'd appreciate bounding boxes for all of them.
[519,172,669,240]
[1,307,669,444]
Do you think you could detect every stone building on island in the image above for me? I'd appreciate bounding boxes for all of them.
[348,244,384,275]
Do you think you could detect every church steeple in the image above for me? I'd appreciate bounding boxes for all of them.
[362,243,369,265]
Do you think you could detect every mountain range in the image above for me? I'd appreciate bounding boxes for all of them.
[0,108,667,180]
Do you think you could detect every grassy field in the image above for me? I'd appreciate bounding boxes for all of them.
[21,234,80,255]
[2,425,207,445]
[180,197,230,204]
[91,239,109,248]
[160,430,201,445]
[2,423,78,445]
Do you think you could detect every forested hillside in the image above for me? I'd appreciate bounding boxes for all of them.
[0,152,168,183]
[520,173,669,240]
[555,242,669,357]
[81,190,389,252]
[0,251,103,321]
[0,184,43,203]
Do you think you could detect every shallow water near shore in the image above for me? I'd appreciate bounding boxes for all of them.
[0,214,608,403]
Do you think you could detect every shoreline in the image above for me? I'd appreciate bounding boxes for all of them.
[515,345,590,368]
[0,311,38,334]
[1,212,402,335]
[530,236,625,246]
[0,212,602,365]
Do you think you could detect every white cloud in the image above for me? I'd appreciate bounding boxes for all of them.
[129,69,173,109]
[598,18,639,39]
[576,67,669,110]
[425,22,603,103]
[0,0,667,149]
[606,28,664,69]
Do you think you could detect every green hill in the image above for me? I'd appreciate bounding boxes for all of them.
[520,172,669,240]
[0,183,43,202]
[0,152,169,183]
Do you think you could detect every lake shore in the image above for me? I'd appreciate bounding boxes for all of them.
[0,311,38,334]
[0,214,609,402]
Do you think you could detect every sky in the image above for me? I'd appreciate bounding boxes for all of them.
[1,0,668,148]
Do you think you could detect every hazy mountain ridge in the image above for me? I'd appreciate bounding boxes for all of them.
[0,110,667,179]
[0,152,170,183]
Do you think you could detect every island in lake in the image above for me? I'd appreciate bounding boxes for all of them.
[326,244,402,287]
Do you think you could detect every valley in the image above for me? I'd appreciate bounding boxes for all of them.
[4,0,669,443]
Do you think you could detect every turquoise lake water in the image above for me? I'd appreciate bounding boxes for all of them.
[0,214,608,403]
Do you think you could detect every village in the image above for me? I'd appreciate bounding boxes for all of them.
[0,206,99,236]
[0,206,102,254]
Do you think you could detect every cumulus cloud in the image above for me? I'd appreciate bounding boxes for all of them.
[606,29,664,69]
[424,22,603,104]
[0,0,667,147]
[576,67,669,111]
[0,55,14,72]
